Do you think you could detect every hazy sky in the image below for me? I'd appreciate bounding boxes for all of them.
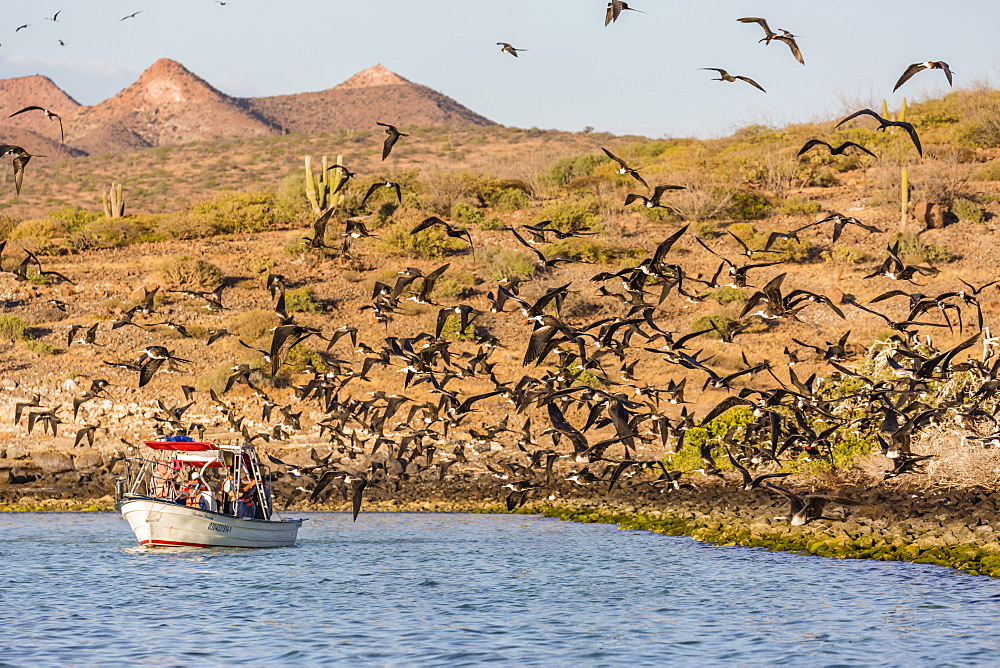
[1,1,997,138]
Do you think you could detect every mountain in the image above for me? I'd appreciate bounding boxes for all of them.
[245,64,496,133]
[67,58,282,153]
[0,61,495,156]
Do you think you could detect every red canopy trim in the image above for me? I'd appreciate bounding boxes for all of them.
[143,441,219,452]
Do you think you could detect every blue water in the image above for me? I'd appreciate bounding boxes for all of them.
[1,512,1000,666]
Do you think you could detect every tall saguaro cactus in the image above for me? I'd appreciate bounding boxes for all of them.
[899,98,910,227]
[103,183,125,218]
[304,155,348,214]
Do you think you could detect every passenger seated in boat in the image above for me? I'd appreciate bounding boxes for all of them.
[152,462,176,499]
[177,472,212,510]
[237,477,258,518]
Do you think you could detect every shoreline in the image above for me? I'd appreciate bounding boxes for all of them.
[6,483,1000,577]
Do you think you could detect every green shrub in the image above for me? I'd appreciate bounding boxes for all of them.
[156,213,219,240]
[540,153,604,186]
[376,219,466,259]
[775,197,821,216]
[532,197,601,232]
[479,247,537,281]
[433,269,479,300]
[0,315,29,341]
[23,340,60,355]
[186,191,292,234]
[707,287,747,304]
[893,232,955,264]
[951,198,985,224]
[479,216,506,231]
[542,239,636,264]
[973,162,1000,181]
[690,314,737,339]
[451,202,484,227]
[284,286,323,313]
[229,310,281,340]
[821,245,868,264]
[728,190,771,220]
[159,256,223,290]
[70,218,155,250]
[0,214,21,241]
[440,314,476,341]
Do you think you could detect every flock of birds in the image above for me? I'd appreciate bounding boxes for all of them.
[0,5,991,525]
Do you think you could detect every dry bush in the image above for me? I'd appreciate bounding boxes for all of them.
[907,426,1000,488]
[229,310,281,340]
[159,256,224,290]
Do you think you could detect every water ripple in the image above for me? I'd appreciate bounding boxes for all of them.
[1,512,1000,665]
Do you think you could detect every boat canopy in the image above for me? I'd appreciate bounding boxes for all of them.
[144,440,219,452]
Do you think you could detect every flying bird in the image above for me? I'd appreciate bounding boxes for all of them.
[738,18,804,64]
[360,181,402,207]
[120,12,142,21]
[797,139,876,158]
[376,122,408,160]
[836,109,922,156]
[9,106,64,143]
[48,11,61,22]
[410,217,474,259]
[497,42,528,57]
[624,184,686,208]
[605,1,646,25]
[15,25,30,32]
[0,144,45,196]
[700,68,766,92]
[602,147,648,188]
[893,61,953,92]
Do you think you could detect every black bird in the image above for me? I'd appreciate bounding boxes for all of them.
[376,122,408,160]
[9,106,64,143]
[700,68,765,92]
[605,0,646,25]
[47,11,61,21]
[0,144,46,196]
[737,18,804,64]
[361,181,402,207]
[893,61,953,92]
[120,12,141,21]
[497,42,528,57]
[836,109,922,157]
[766,483,856,526]
[410,217,474,259]
[602,147,648,188]
[15,24,30,32]
[327,164,357,194]
[624,184,685,208]
[797,139,876,158]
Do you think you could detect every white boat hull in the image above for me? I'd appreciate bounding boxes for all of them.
[118,497,303,548]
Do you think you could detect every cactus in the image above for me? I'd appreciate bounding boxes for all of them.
[103,183,124,218]
[304,155,347,214]
[899,99,909,227]
[881,99,889,119]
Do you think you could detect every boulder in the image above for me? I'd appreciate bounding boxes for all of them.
[73,452,105,471]
[31,451,74,474]
[912,201,957,229]
[5,444,28,460]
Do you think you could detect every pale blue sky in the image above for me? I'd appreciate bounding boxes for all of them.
[1,1,997,138]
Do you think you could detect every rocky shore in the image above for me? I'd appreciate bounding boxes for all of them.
[5,463,1000,578]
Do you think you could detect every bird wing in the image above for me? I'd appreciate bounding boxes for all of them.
[382,133,399,161]
[893,63,926,92]
[737,16,771,36]
[840,142,877,158]
[8,106,45,117]
[12,155,30,196]
[360,182,380,206]
[735,75,766,92]
[350,478,368,521]
[411,216,444,235]
[624,193,647,206]
[835,108,882,129]
[940,62,954,86]
[390,182,402,204]
[138,357,165,388]
[547,402,589,454]
[601,147,627,169]
[797,139,830,156]
[900,122,923,156]
[776,35,804,64]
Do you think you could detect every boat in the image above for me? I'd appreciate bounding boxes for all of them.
[116,437,304,548]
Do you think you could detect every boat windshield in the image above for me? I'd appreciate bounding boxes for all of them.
[118,439,273,520]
